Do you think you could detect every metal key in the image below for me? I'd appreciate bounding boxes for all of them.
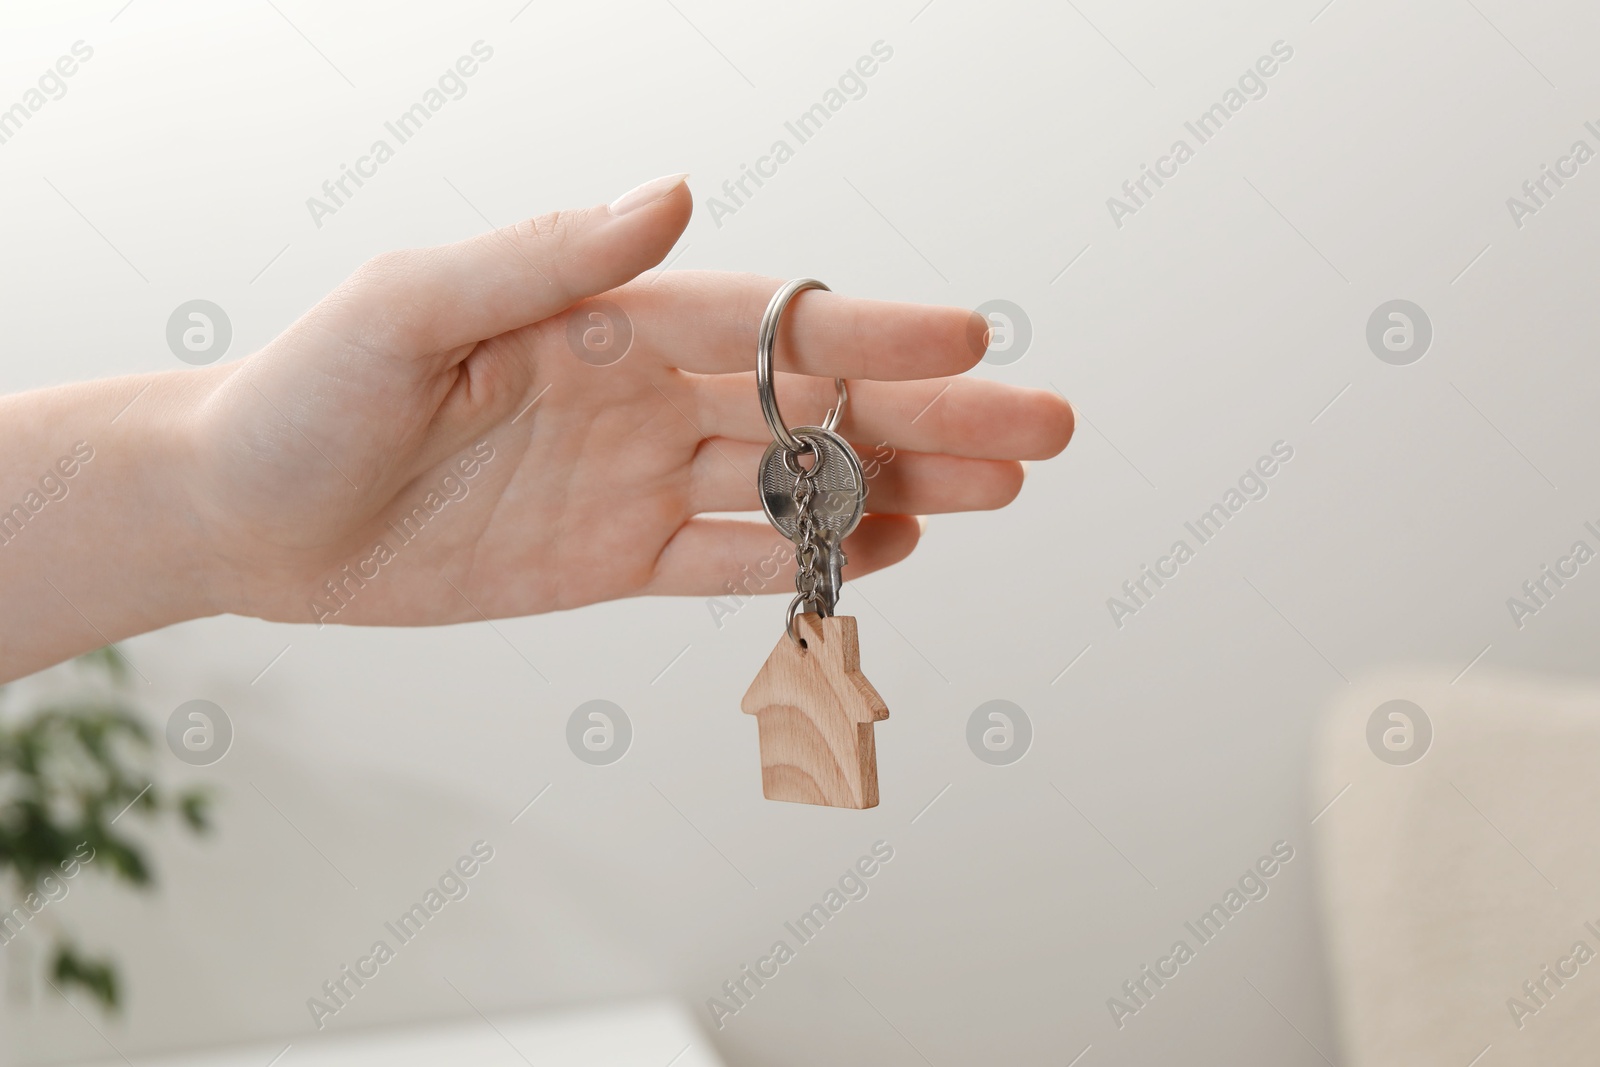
[758,426,866,615]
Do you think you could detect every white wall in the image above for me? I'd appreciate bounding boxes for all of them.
[3,0,1599,1063]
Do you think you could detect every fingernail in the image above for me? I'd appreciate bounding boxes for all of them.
[915,516,928,535]
[609,173,689,216]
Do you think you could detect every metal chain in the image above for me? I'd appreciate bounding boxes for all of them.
[790,455,823,614]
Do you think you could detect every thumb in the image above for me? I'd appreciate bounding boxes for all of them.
[339,173,692,355]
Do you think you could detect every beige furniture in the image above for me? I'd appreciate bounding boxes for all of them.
[1315,669,1600,1066]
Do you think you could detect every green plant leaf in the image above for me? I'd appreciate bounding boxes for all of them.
[52,942,120,1010]
[0,646,212,1016]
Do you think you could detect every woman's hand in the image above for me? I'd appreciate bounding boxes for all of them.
[0,174,1072,679]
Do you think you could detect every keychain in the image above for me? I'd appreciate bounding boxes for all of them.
[741,279,889,809]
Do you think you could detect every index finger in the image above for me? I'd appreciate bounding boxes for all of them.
[609,272,991,380]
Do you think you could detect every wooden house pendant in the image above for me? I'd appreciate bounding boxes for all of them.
[742,613,888,808]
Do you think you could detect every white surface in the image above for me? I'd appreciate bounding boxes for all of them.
[2,0,1599,1065]
[61,1001,721,1067]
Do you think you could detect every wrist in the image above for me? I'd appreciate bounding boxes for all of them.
[127,365,241,622]
[0,368,234,681]
[72,368,237,629]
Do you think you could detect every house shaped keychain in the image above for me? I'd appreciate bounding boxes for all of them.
[743,613,888,808]
[741,279,889,809]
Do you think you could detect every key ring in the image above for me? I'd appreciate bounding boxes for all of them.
[785,590,821,647]
[780,429,828,480]
[757,279,847,455]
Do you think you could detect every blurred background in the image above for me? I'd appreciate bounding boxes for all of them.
[4,0,1600,1064]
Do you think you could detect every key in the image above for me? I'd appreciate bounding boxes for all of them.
[757,425,866,545]
[758,426,866,616]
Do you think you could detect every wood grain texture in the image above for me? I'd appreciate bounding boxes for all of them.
[741,613,889,809]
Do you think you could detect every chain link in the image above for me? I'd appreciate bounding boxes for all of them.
[791,453,822,612]
[771,427,866,647]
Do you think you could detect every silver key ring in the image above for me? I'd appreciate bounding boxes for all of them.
[757,278,847,454]
[785,590,820,647]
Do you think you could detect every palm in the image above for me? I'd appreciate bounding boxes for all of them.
[443,316,732,615]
